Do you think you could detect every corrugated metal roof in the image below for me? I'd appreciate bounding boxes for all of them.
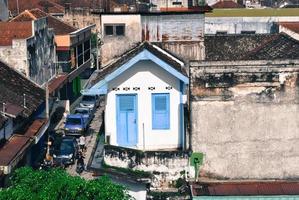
[194,196,299,200]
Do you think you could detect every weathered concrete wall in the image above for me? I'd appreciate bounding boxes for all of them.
[104,145,193,188]
[150,0,189,10]
[0,0,8,21]
[28,18,56,85]
[0,19,56,86]
[141,14,205,61]
[190,60,299,180]
[101,14,142,65]
[205,17,299,34]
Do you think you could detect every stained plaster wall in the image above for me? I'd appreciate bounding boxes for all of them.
[190,60,299,180]
[0,0,8,21]
[0,18,56,86]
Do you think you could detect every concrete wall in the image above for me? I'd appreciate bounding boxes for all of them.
[27,18,56,85]
[205,16,299,34]
[150,0,189,10]
[105,60,182,150]
[0,18,56,86]
[101,14,142,65]
[101,13,205,65]
[190,60,299,180]
[0,0,8,21]
[104,145,192,188]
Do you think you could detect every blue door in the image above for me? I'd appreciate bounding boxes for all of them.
[116,94,138,147]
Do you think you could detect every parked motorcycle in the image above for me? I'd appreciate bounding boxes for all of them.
[39,159,53,170]
[76,152,85,174]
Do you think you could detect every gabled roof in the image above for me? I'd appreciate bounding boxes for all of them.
[0,60,45,123]
[205,33,299,61]
[0,21,33,46]
[84,42,188,95]
[211,0,244,8]
[8,0,64,16]
[11,9,77,35]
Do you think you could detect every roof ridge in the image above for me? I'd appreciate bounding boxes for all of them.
[10,9,37,22]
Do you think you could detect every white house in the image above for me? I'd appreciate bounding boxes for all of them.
[83,42,189,150]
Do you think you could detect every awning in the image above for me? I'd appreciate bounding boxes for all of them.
[48,74,68,94]
[24,119,49,144]
[191,181,299,196]
[0,135,32,174]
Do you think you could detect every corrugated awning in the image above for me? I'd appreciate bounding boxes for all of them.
[24,119,49,144]
[48,74,68,94]
[191,181,299,196]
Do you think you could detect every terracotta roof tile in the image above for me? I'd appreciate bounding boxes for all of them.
[0,60,45,119]
[0,21,32,46]
[8,0,64,16]
[212,0,244,8]
[11,9,77,35]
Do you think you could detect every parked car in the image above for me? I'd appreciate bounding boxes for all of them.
[64,114,89,136]
[53,136,78,166]
[74,107,94,125]
[79,95,99,112]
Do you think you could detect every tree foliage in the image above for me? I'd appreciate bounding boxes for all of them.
[0,167,132,200]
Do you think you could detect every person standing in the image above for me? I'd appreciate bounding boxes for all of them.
[79,135,86,152]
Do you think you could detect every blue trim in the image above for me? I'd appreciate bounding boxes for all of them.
[179,80,185,149]
[84,49,189,95]
[152,93,170,130]
[116,94,138,147]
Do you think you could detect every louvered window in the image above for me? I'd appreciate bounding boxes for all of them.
[152,93,170,130]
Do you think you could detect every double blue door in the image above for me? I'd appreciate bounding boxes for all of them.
[116,94,138,147]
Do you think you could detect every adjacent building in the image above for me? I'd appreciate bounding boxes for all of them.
[0,19,56,85]
[11,9,95,102]
[190,33,299,180]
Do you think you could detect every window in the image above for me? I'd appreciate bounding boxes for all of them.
[216,31,227,35]
[152,93,170,130]
[104,24,125,36]
[173,1,182,5]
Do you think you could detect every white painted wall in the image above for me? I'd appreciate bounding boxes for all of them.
[105,60,182,150]
[205,16,299,34]
[101,14,142,65]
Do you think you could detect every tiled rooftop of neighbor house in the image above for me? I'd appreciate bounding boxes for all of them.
[204,33,299,61]
[11,9,77,35]
[0,21,33,46]
[280,22,299,34]
[8,0,64,16]
[211,0,244,8]
[88,41,186,87]
[0,60,45,121]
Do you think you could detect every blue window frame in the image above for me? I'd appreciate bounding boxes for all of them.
[152,93,170,130]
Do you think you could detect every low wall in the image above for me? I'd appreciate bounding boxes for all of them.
[104,145,193,188]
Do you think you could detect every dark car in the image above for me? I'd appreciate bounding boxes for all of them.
[53,136,78,166]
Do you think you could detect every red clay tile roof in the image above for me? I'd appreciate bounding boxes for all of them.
[212,0,244,8]
[0,21,32,46]
[191,181,299,196]
[0,134,31,166]
[11,9,77,35]
[8,0,64,16]
[280,22,299,34]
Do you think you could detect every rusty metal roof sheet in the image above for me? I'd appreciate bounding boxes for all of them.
[24,119,48,138]
[0,135,31,166]
[191,182,299,196]
[280,22,299,34]
[48,74,68,94]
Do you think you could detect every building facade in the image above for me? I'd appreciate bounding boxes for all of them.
[0,0,9,21]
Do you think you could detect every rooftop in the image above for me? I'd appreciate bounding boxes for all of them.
[0,21,32,46]
[11,9,77,35]
[211,0,244,9]
[206,8,299,17]
[205,33,299,61]
[0,60,45,124]
[88,41,186,88]
[8,0,64,16]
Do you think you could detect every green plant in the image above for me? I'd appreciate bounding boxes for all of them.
[0,167,132,200]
